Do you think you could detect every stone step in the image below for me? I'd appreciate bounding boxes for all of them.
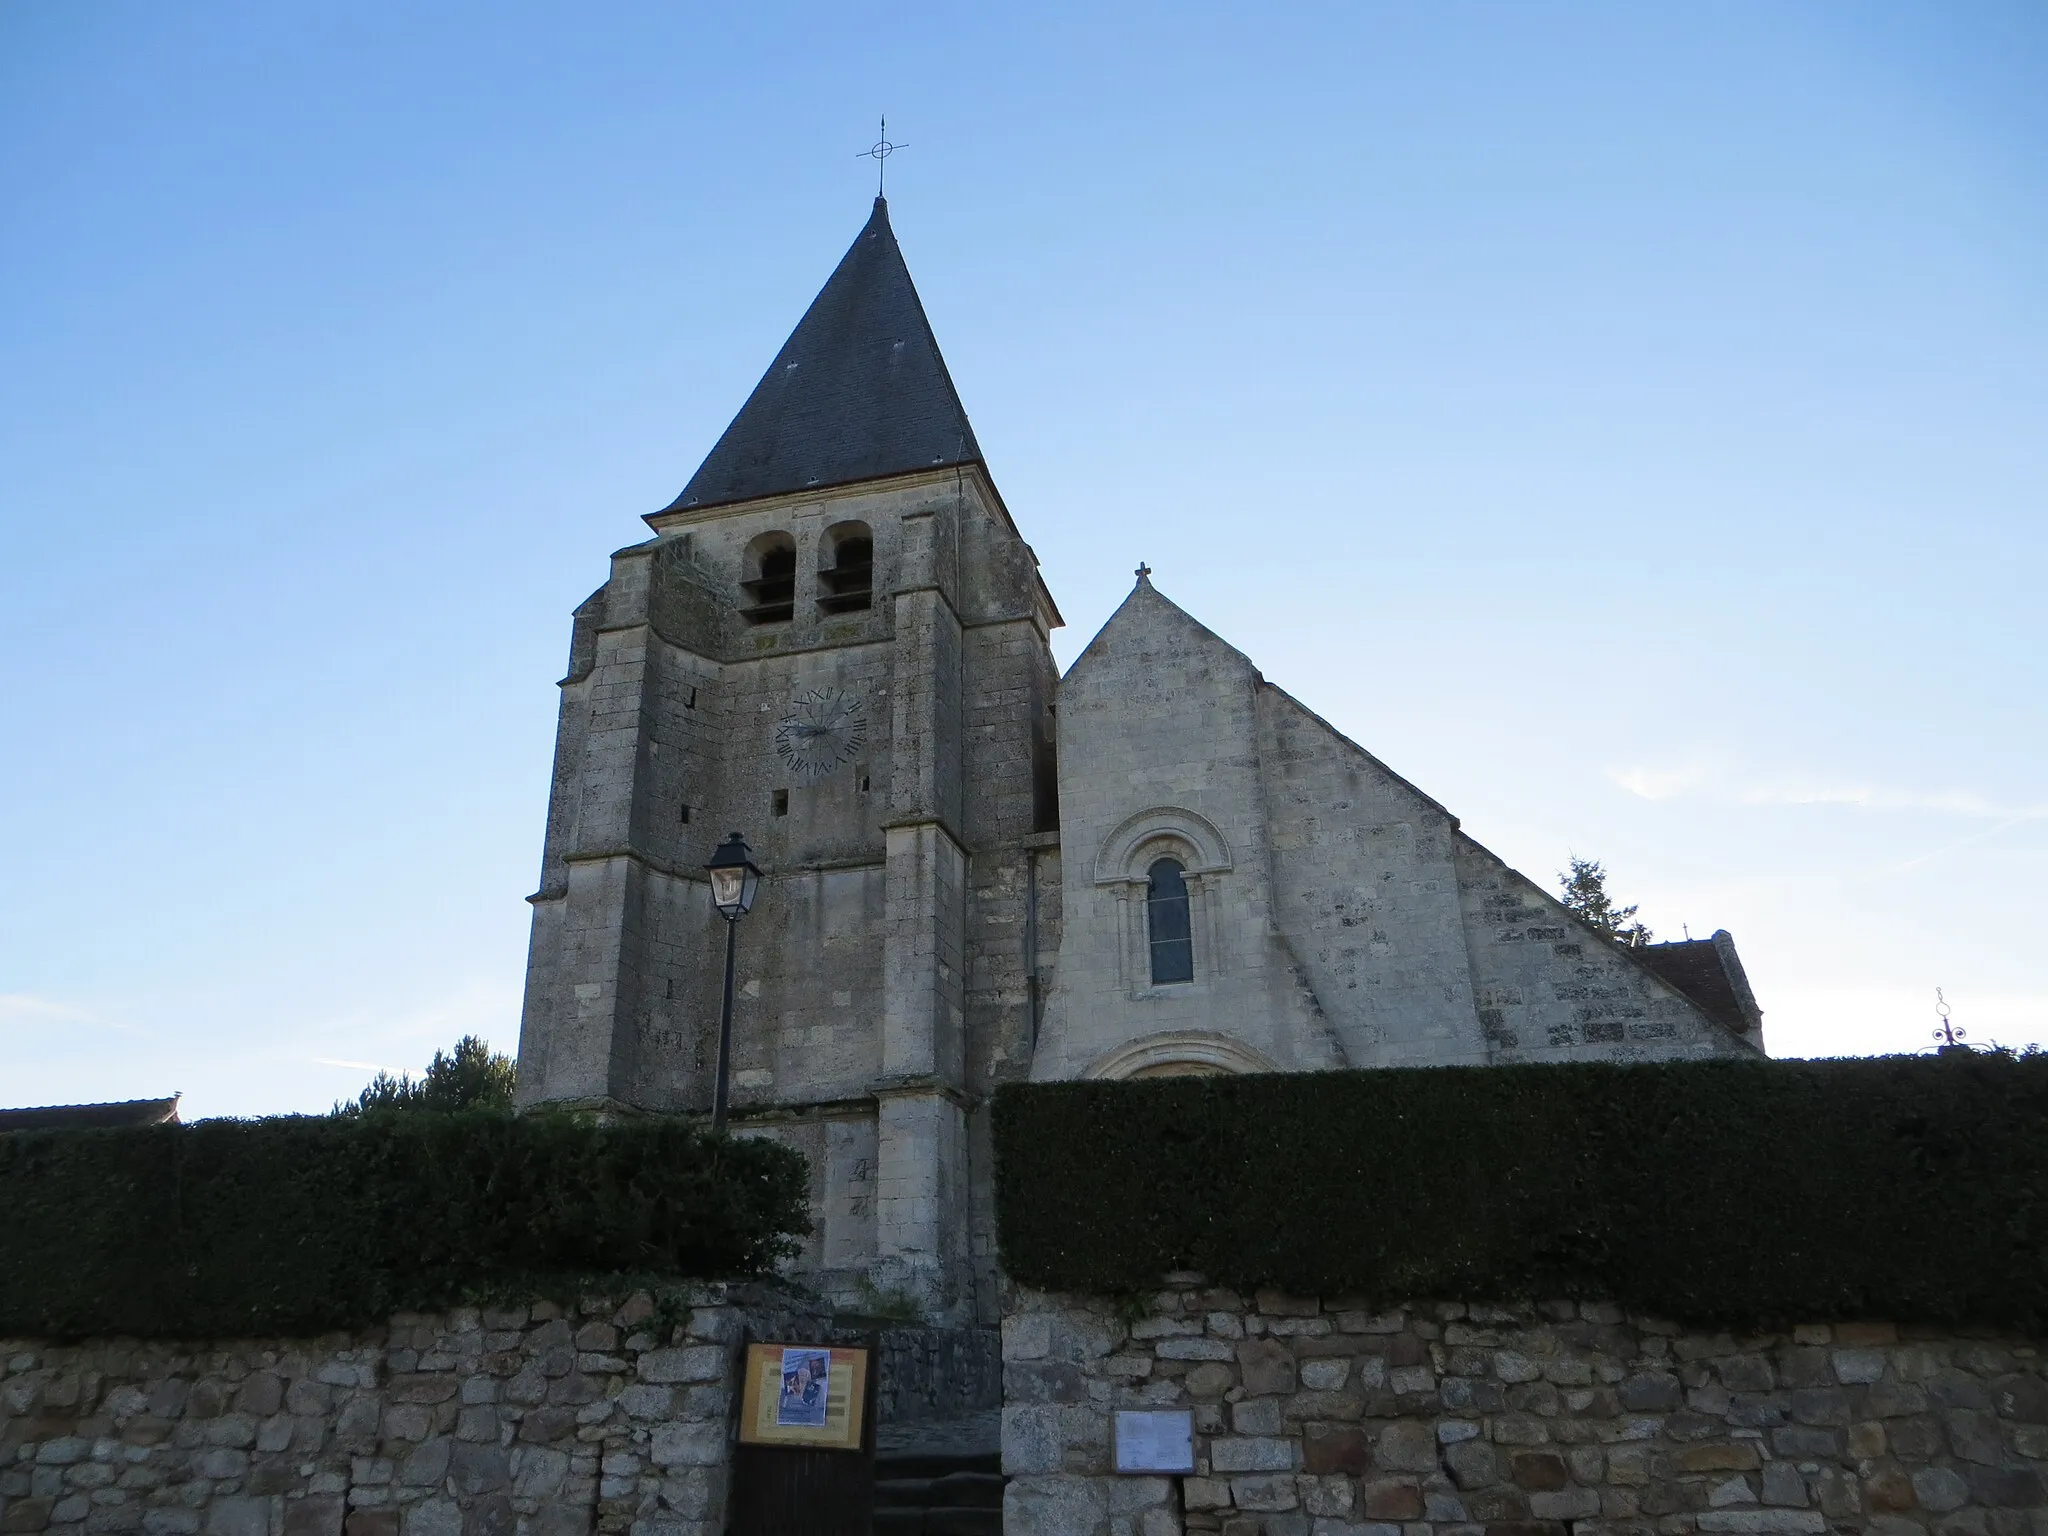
[872,1508,1004,1536]
[873,1450,1001,1481]
[874,1471,1007,1510]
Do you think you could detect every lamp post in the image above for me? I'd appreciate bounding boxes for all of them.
[704,832,761,1134]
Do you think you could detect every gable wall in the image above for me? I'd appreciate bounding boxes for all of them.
[1256,688,1490,1068]
[1034,588,1339,1082]
[1452,839,1753,1061]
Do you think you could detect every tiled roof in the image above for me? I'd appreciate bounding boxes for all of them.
[1636,933,1763,1035]
[0,1095,182,1133]
[662,198,982,514]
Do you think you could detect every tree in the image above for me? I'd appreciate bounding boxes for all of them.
[334,1035,517,1116]
[1558,856,1654,947]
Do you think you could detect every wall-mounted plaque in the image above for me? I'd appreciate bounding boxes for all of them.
[1113,1409,1195,1474]
[736,1343,870,1451]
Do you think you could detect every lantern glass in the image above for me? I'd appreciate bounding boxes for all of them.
[709,865,746,913]
[705,832,761,920]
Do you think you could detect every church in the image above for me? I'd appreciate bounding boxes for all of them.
[512,198,1766,1327]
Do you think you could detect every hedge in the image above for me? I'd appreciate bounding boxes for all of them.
[992,1053,2048,1328]
[0,1111,809,1339]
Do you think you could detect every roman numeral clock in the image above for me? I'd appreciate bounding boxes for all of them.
[774,687,869,778]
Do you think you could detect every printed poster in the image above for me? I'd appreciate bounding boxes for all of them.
[736,1342,870,1451]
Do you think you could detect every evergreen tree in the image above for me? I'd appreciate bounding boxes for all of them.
[334,1035,517,1116]
[1558,856,1654,947]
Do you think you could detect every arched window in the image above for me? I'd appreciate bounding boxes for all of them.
[1146,858,1194,984]
[740,533,796,625]
[817,521,874,615]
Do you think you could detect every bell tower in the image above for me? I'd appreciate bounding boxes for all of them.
[514,199,1062,1323]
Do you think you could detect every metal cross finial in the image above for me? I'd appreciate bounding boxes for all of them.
[1932,987,1967,1050]
[1135,562,1152,581]
[858,117,908,197]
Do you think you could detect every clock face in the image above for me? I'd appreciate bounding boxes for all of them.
[775,687,869,778]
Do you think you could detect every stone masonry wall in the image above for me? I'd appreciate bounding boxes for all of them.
[1003,1282,2048,1536]
[0,1285,827,1536]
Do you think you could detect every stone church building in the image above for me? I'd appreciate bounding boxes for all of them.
[513,198,1765,1326]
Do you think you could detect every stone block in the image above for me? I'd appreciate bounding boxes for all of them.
[1157,1339,1235,1363]
[282,1500,342,1536]
[1719,1356,1775,1393]
[1834,1351,1889,1385]
[1971,1470,2047,1509]
[1299,1360,1349,1392]
[1237,1341,1296,1398]
[2,1499,55,1533]
[635,1349,726,1386]
[1302,1427,1371,1477]
[648,1424,723,1469]
[1374,1420,1437,1473]
[1770,1427,1842,1459]
[1003,1476,1103,1536]
[1693,1512,1827,1534]
[1864,1468,1917,1513]
[1913,1468,1973,1513]
[1210,1438,1296,1474]
[1510,1454,1567,1491]
[203,1500,268,1536]
[400,1502,460,1536]
[1676,1444,1762,1473]
[447,1443,509,1496]
[511,1447,570,1500]
[1003,1406,1061,1477]
[1358,1480,1422,1520]
[461,1493,512,1536]
[1231,1399,1282,1436]
[384,1378,456,1407]
[1993,1376,2048,1424]
[1006,1363,1085,1404]
[1760,1463,1807,1507]
[1617,1373,1681,1413]
[1529,1489,1600,1520]
[1230,1475,1299,1512]
[1285,1389,1365,1422]
[1446,1441,1500,1489]
[1186,1364,1234,1399]
[1950,1410,2006,1466]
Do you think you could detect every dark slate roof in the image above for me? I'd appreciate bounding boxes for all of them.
[1636,932,1763,1035]
[0,1095,181,1133]
[662,198,983,514]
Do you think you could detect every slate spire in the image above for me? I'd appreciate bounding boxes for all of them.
[663,198,983,513]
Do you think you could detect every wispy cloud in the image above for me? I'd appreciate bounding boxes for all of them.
[0,993,95,1025]
[1607,762,2048,821]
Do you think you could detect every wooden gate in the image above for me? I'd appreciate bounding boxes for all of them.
[725,1335,878,1536]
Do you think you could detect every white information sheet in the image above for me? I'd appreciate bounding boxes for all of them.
[1113,1409,1196,1474]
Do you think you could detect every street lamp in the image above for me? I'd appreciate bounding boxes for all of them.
[704,831,761,1133]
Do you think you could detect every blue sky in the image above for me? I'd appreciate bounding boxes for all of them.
[3,1,2043,1117]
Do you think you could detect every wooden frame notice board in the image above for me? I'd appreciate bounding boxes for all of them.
[736,1342,871,1452]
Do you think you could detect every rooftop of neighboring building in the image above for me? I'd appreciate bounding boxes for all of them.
[0,1095,182,1133]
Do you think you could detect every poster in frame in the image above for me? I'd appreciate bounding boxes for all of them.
[736,1342,871,1451]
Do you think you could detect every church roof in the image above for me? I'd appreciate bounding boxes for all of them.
[0,1095,182,1134]
[1635,933,1763,1035]
[662,198,983,514]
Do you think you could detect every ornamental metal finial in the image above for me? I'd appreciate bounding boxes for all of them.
[858,117,908,197]
[1932,987,1966,1050]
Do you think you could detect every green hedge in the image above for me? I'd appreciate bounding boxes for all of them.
[0,1112,809,1339]
[992,1054,2048,1328]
